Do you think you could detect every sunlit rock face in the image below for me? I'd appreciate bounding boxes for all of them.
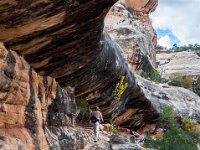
[157,51,200,78]
[105,0,157,72]
[137,75,200,123]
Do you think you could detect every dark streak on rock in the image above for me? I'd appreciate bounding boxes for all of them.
[24,68,40,150]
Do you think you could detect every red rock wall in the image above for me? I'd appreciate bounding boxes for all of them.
[0,43,76,149]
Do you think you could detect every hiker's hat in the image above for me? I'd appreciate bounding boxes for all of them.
[95,106,100,110]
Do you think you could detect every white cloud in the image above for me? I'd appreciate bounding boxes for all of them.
[150,0,200,45]
[158,35,171,48]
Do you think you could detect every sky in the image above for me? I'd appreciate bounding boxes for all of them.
[150,0,200,49]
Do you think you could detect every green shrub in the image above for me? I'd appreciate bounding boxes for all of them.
[138,70,149,79]
[181,77,193,89]
[169,74,183,86]
[159,105,177,128]
[110,125,119,135]
[193,77,200,96]
[182,119,200,132]
[145,127,200,150]
[169,75,193,89]
[130,136,136,144]
[148,69,162,83]
[138,69,162,83]
[76,97,91,121]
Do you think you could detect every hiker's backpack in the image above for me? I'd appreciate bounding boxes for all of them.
[90,116,99,123]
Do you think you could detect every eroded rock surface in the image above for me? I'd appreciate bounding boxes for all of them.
[0,43,77,149]
[105,0,157,71]
[0,0,159,128]
[157,51,200,78]
[0,1,199,149]
[137,75,200,122]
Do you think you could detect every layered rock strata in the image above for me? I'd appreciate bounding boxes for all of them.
[0,43,77,149]
[157,51,200,78]
[0,1,199,149]
[0,0,158,129]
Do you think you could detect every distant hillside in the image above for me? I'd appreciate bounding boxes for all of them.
[156,51,200,78]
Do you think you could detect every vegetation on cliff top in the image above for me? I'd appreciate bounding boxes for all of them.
[156,43,200,54]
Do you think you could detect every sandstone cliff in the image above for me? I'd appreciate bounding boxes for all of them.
[0,0,158,130]
[157,51,200,78]
[0,43,78,149]
[105,0,157,72]
[0,0,159,149]
[1,0,199,149]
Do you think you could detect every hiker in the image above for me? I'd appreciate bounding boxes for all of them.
[90,106,104,142]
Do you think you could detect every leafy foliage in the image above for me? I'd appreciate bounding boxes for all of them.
[182,119,200,132]
[113,76,128,100]
[76,97,91,121]
[145,105,200,150]
[159,105,177,128]
[145,127,200,150]
[148,69,162,83]
[169,75,200,96]
[169,75,193,89]
[138,70,149,79]
[110,125,119,135]
[193,77,200,96]
[138,69,162,83]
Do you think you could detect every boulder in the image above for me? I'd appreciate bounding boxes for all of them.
[137,75,200,122]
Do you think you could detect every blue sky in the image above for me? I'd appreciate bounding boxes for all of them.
[150,0,200,49]
[157,28,181,48]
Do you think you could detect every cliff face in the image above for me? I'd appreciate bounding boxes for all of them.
[0,1,160,148]
[105,0,157,72]
[0,0,158,128]
[0,1,199,149]
[0,43,78,149]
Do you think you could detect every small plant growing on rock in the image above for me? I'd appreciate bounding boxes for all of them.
[145,105,200,150]
[138,70,148,79]
[76,97,91,122]
[113,76,128,100]
[159,105,177,129]
[169,74,193,89]
[182,119,200,132]
[110,124,119,135]
[138,69,162,83]
[193,77,200,96]
[149,69,162,83]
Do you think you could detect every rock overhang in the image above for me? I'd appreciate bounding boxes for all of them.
[0,0,159,128]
